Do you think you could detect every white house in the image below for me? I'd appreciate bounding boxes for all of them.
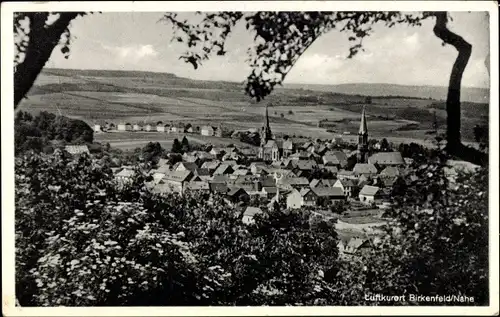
[358,185,383,204]
[117,124,127,131]
[133,124,142,131]
[157,125,166,132]
[93,125,101,133]
[201,126,215,136]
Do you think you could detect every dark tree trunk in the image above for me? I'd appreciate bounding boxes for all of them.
[14,13,81,108]
[432,12,472,153]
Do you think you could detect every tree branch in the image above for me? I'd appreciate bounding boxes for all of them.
[14,13,82,108]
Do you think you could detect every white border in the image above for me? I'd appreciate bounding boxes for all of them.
[2,1,499,316]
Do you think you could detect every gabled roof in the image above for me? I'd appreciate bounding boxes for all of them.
[201,161,220,170]
[310,179,321,188]
[294,160,317,171]
[336,178,357,187]
[233,168,251,176]
[163,170,193,182]
[115,168,135,178]
[368,152,405,165]
[209,182,229,194]
[337,170,354,176]
[220,160,237,166]
[359,185,381,196]
[211,174,230,183]
[194,168,211,176]
[64,145,90,155]
[176,162,198,172]
[312,186,344,197]
[353,163,378,175]
[347,237,368,250]
[322,155,341,165]
[278,177,310,187]
[213,164,234,175]
[262,186,278,194]
[244,207,263,217]
[380,166,401,178]
[299,187,316,197]
[186,181,210,191]
[227,187,248,197]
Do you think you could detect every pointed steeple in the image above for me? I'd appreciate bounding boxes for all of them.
[359,106,368,135]
[261,103,273,146]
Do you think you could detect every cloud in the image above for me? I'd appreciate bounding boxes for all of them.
[102,44,159,61]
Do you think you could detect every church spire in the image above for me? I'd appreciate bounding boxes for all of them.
[261,103,273,146]
[359,105,368,135]
[357,106,369,163]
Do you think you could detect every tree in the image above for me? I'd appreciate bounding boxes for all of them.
[171,138,182,154]
[14,12,87,107]
[379,138,390,151]
[141,142,165,165]
[181,136,190,153]
[163,11,485,164]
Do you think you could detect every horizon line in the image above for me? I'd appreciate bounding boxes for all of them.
[43,67,491,90]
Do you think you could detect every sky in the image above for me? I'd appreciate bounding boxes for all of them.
[45,11,491,88]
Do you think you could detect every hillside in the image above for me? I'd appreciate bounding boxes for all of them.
[17,68,489,146]
[283,83,489,104]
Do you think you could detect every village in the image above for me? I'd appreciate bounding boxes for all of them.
[62,104,415,258]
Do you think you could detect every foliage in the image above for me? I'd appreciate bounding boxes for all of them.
[171,138,183,154]
[141,142,166,165]
[473,124,488,151]
[16,152,345,306]
[358,152,489,305]
[15,110,94,155]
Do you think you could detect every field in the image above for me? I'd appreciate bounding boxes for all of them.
[18,68,489,149]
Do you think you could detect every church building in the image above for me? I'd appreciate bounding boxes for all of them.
[258,104,281,161]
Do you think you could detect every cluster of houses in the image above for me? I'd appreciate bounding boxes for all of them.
[79,106,416,256]
[93,121,224,137]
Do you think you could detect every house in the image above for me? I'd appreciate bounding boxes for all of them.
[322,154,341,167]
[234,175,259,192]
[116,123,131,131]
[209,182,230,195]
[250,162,269,176]
[93,124,101,133]
[277,177,310,190]
[133,124,142,131]
[144,124,153,132]
[182,153,200,165]
[262,186,278,199]
[213,164,234,176]
[337,170,357,180]
[338,237,370,255]
[157,124,167,132]
[64,145,90,156]
[310,178,337,188]
[333,179,358,198]
[286,188,318,209]
[233,168,252,176]
[379,166,401,178]
[312,186,345,206]
[293,160,318,172]
[368,152,405,166]
[312,144,328,156]
[242,207,264,225]
[282,139,294,158]
[353,163,378,176]
[157,170,194,194]
[115,168,135,182]
[359,185,384,204]
[174,162,199,173]
[201,161,221,174]
[185,181,210,193]
[227,187,250,204]
[327,151,348,168]
[201,125,215,136]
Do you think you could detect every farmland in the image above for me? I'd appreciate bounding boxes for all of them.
[17,68,489,149]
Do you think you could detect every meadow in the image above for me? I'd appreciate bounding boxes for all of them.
[17,68,489,149]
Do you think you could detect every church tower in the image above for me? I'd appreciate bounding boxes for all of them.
[357,106,368,163]
[260,103,273,146]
